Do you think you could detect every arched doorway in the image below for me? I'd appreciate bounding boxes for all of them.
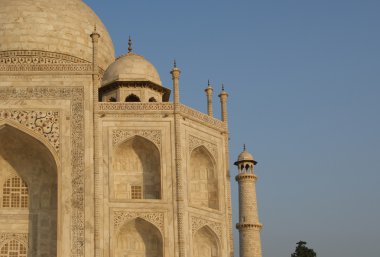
[112,136,161,200]
[116,218,163,257]
[0,124,57,257]
[193,226,219,257]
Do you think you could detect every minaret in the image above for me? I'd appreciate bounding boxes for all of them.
[235,145,263,257]
[205,80,214,117]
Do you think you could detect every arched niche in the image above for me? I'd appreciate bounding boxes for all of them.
[112,136,161,200]
[193,226,219,257]
[189,146,219,209]
[0,124,57,257]
[116,218,163,257]
[125,94,141,102]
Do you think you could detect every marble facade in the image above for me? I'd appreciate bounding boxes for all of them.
[0,1,262,257]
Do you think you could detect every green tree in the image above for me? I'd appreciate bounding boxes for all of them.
[291,241,316,257]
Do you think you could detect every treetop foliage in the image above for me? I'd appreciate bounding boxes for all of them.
[291,241,316,257]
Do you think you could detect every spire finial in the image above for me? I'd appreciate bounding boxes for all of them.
[243,144,246,151]
[128,36,133,53]
[174,59,177,68]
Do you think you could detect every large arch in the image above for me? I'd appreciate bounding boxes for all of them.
[112,136,161,200]
[0,124,57,257]
[193,226,220,257]
[116,218,163,257]
[189,146,219,209]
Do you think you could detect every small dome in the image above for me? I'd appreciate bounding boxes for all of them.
[102,53,162,86]
[237,150,254,162]
[0,0,115,70]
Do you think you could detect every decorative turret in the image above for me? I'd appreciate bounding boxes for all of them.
[90,25,100,74]
[235,145,262,257]
[205,80,214,117]
[170,60,181,104]
[99,37,171,102]
[218,84,228,123]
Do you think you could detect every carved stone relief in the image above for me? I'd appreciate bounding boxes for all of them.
[0,50,89,64]
[0,50,92,73]
[188,134,217,160]
[98,102,173,111]
[0,110,60,152]
[114,211,164,234]
[112,129,161,150]
[180,105,225,130]
[0,233,28,246]
[191,216,222,241]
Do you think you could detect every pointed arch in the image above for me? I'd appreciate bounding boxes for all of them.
[193,225,220,257]
[0,124,58,257]
[112,136,161,199]
[0,120,60,166]
[116,218,163,257]
[189,146,219,209]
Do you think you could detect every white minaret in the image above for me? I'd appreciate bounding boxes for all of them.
[235,145,263,257]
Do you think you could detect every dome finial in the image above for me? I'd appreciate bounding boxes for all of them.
[128,36,133,53]
[222,84,225,91]
[208,79,210,86]
[173,59,177,68]
[243,144,246,151]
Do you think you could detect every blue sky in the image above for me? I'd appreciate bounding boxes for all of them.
[84,1,380,256]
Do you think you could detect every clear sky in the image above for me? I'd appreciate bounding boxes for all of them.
[84,1,380,256]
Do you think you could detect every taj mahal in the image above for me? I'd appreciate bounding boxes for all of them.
[0,1,263,257]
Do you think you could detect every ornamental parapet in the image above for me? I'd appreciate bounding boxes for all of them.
[179,104,225,131]
[97,102,174,112]
[96,102,226,131]
[235,173,257,182]
[236,222,263,230]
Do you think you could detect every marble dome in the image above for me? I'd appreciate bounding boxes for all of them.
[237,149,254,162]
[102,52,162,86]
[0,0,115,70]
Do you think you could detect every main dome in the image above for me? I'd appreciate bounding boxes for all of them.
[0,0,115,70]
